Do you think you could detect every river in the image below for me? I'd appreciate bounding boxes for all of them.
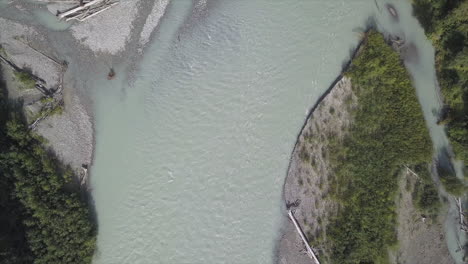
[1,0,463,263]
[90,1,375,263]
[90,0,467,263]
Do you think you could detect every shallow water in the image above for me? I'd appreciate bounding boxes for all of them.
[32,9,71,31]
[90,1,375,263]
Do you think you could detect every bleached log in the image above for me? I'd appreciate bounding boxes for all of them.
[58,0,103,19]
[65,1,117,22]
[404,165,420,178]
[77,2,118,21]
[61,0,118,21]
[455,198,468,233]
[80,166,88,186]
[29,116,45,130]
[288,209,321,264]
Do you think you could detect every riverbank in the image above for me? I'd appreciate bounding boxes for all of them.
[0,65,97,264]
[278,30,454,264]
[0,15,93,180]
[277,76,356,264]
[0,0,176,262]
[0,0,176,185]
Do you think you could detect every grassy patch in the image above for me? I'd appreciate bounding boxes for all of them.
[14,71,36,90]
[326,31,432,263]
[437,164,466,196]
[0,44,7,57]
[412,164,441,217]
[32,104,64,123]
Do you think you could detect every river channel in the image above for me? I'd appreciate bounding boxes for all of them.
[2,0,463,263]
[90,1,375,263]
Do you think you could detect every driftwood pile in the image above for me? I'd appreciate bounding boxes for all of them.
[56,0,119,22]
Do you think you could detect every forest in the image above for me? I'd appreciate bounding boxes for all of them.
[0,71,96,263]
[413,0,468,174]
[326,31,433,263]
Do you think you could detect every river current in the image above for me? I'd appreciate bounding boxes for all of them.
[90,1,376,263]
[4,0,461,263]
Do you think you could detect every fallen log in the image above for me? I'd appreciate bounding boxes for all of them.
[57,0,103,19]
[455,198,468,233]
[80,165,88,186]
[64,1,118,21]
[74,2,118,22]
[58,0,119,22]
[28,100,64,130]
[288,209,321,264]
[404,165,420,178]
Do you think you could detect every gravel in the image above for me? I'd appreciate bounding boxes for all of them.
[277,77,356,264]
[0,0,176,181]
[70,0,142,54]
[36,85,93,177]
[0,17,62,89]
[138,0,170,48]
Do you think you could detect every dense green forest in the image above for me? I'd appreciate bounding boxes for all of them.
[0,73,96,263]
[326,31,433,264]
[413,0,468,173]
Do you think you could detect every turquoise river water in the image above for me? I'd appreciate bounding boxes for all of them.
[90,0,466,263]
[90,1,376,263]
[0,0,463,263]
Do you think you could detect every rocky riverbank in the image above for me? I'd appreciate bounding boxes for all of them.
[0,0,176,186]
[277,76,357,264]
[0,15,93,184]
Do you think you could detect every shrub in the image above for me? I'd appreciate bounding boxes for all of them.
[437,164,466,196]
[14,71,36,90]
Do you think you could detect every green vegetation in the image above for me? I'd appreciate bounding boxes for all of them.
[326,31,432,264]
[39,97,54,104]
[437,164,466,196]
[413,0,468,171]
[412,0,463,33]
[0,75,95,263]
[412,164,440,216]
[33,104,64,121]
[13,71,36,90]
